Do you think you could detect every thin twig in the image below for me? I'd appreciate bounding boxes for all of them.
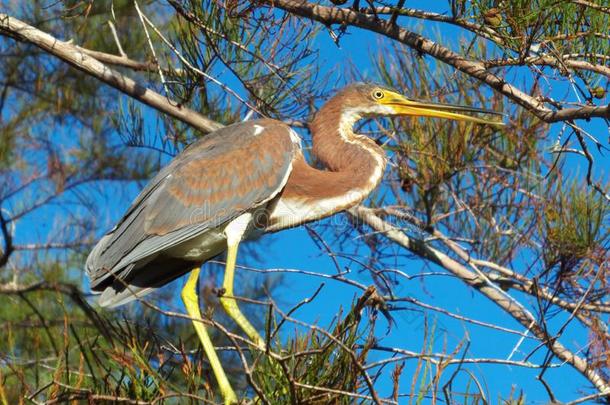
[107,20,126,57]
[136,9,263,115]
[133,1,170,96]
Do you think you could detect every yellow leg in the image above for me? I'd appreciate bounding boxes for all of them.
[182,268,238,405]
[220,214,286,400]
[220,239,264,349]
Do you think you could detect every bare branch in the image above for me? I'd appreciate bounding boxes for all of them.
[107,21,127,57]
[485,55,610,79]
[570,0,610,15]
[378,206,610,313]
[366,345,564,369]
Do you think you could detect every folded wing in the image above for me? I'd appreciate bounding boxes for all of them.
[86,119,300,306]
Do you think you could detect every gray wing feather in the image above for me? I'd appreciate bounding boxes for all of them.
[86,119,300,304]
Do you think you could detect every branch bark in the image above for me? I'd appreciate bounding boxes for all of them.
[0,14,223,134]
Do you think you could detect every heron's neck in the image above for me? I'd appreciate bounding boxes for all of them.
[311,106,384,173]
[308,105,387,201]
[267,105,386,231]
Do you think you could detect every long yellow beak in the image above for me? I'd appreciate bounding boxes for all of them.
[381,90,505,126]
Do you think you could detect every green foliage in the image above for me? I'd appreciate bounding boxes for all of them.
[255,305,375,404]
[461,0,610,92]
[468,0,610,59]
[0,288,209,403]
[0,284,387,404]
[543,182,608,271]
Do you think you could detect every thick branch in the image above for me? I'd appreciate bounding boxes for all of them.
[571,0,610,15]
[267,0,610,123]
[0,14,223,133]
[348,205,610,395]
[366,7,610,80]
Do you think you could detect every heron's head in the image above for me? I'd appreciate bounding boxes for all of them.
[335,83,505,126]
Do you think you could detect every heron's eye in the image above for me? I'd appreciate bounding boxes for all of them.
[372,90,385,100]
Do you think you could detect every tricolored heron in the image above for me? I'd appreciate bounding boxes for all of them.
[86,83,503,404]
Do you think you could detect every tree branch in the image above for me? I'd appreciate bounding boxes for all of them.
[570,0,610,15]
[485,55,610,79]
[0,13,223,134]
[267,0,610,123]
[77,47,164,72]
[348,205,610,395]
[379,206,610,313]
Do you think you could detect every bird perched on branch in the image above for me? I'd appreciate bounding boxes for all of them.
[86,83,503,404]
